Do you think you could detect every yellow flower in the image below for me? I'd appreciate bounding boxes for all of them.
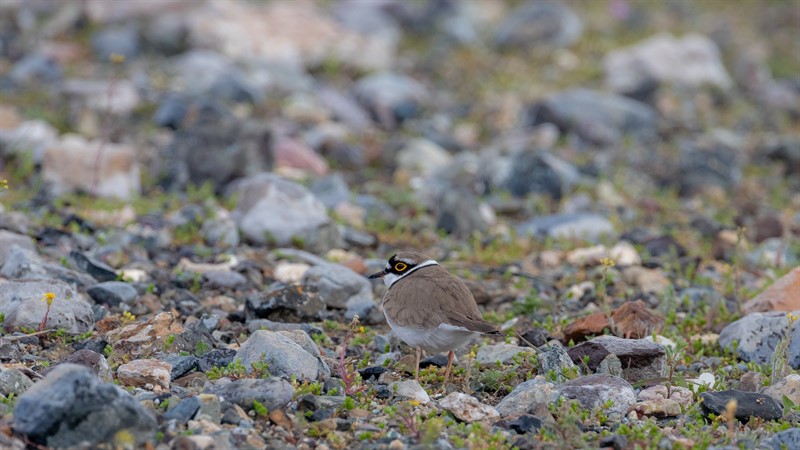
[358,326,365,333]
[42,292,55,306]
[408,400,420,407]
[109,53,126,64]
[600,257,616,267]
[0,179,8,190]
[788,312,799,326]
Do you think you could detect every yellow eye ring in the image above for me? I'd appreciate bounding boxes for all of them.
[394,262,407,271]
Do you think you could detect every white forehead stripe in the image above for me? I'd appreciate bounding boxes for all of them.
[385,259,438,287]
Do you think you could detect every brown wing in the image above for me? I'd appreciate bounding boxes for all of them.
[383,265,499,334]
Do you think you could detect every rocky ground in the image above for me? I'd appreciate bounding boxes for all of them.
[1,0,799,449]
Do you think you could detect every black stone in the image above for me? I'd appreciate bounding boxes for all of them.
[197,349,237,373]
[506,415,542,434]
[72,338,108,355]
[163,396,201,423]
[245,283,326,323]
[599,434,629,450]
[373,385,392,399]
[358,366,387,381]
[420,354,449,368]
[69,251,118,282]
[160,354,198,380]
[700,390,783,422]
[520,328,548,348]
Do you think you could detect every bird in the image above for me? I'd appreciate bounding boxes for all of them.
[369,251,500,383]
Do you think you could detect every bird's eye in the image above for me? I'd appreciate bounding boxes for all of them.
[394,262,407,271]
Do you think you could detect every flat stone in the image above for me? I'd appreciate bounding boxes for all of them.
[699,390,783,422]
[568,336,665,384]
[160,354,198,380]
[562,300,664,343]
[117,359,172,390]
[197,348,237,373]
[439,392,499,423]
[495,379,559,418]
[164,396,201,423]
[0,279,94,334]
[12,364,156,448]
[630,398,681,418]
[205,377,293,410]
[517,213,616,243]
[556,374,636,423]
[105,312,184,358]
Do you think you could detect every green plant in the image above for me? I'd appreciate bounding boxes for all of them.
[253,399,268,417]
[37,292,56,332]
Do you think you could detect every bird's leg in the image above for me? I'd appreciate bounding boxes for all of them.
[443,350,454,384]
[415,346,421,381]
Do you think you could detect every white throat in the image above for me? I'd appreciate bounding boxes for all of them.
[384,259,438,287]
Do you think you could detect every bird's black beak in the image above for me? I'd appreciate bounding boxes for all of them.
[368,269,387,279]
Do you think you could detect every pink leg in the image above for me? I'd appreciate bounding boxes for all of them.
[415,346,421,381]
[443,350,454,384]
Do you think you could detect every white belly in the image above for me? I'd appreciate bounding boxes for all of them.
[386,315,478,353]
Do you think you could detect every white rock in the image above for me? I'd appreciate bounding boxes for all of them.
[643,335,676,350]
[389,380,430,404]
[117,359,172,390]
[439,392,499,423]
[274,262,311,283]
[604,32,732,92]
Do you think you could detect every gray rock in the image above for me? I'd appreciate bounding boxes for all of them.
[0,119,59,163]
[495,379,559,417]
[0,367,33,396]
[310,173,351,209]
[205,377,293,410]
[317,86,372,131]
[504,150,580,200]
[302,262,372,310]
[530,89,658,146]
[719,312,799,369]
[12,364,156,448]
[676,130,745,196]
[163,111,273,191]
[435,189,490,236]
[0,279,94,334]
[517,213,616,243]
[201,211,240,248]
[476,344,534,365]
[68,251,118,282]
[604,32,732,94]
[568,336,666,384]
[230,173,333,247]
[197,349,236,373]
[354,72,427,128]
[160,354,198,380]
[0,230,36,268]
[596,354,623,377]
[539,344,580,382]
[763,374,800,405]
[0,246,97,287]
[164,396,201,423]
[87,281,138,306]
[494,1,582,49]
[91,25,140,60]
[235,330,329,381]
[396,138,453,177]
[389,380,430,404]
[763,428,800,450]
[144,12,189,55]
[746,238,797,269]
[557,374,636,423]
[202,270,248,289]
[60,349,113,382]
[9,53,63,84]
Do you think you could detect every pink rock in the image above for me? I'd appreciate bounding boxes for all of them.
[117,359,171,390]
[274,137,329,176]
[744,267,800,314]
